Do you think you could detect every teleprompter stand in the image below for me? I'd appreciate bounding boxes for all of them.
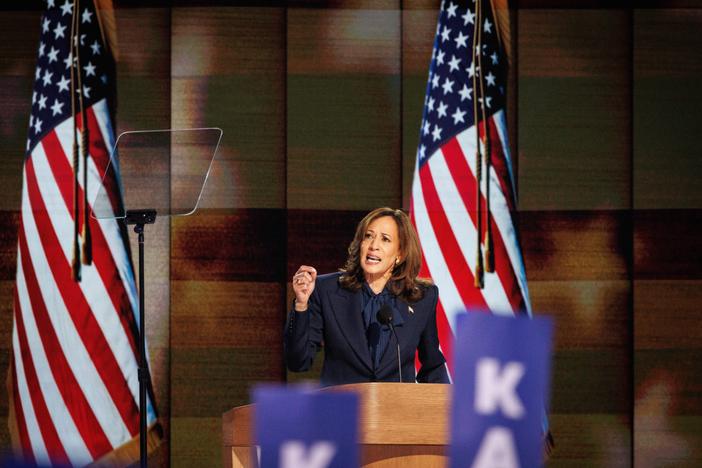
[125,209,156,468]
[93,129,222,467]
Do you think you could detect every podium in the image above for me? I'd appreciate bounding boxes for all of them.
[222,383,449,467]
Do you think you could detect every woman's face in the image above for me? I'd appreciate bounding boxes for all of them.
[360,216,401,281]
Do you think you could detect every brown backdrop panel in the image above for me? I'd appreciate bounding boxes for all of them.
[633,8,702,466]
[634,209,702,281]
[634,348,702,464]
[516,8,633,464]
[635,279,702,350]
[518,9,631,211]
[520,210,631,281]
[547,413,630,465]
[170,208,286,466]
[172,6,286,211]
[521,210,631,463]
[633,10,702,463]
[634,210,702,464]
[0,11,38,212]
[171,210,285,283]
[287,6,402,211]
[169,11,288,456]
[521,210,630,350]
[401,7,436,209]
[169,281,284,467]
[0,212,19,449]
[634,9,702,210]
[114,7,171,132]
[286,209,364,278]
[171,280,283,349]
[530,279,629,349]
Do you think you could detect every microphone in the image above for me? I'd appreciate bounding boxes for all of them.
[377,304,402,383]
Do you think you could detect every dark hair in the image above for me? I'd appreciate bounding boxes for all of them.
[339,207,431,302]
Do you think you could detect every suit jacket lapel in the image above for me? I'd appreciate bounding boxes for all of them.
[330,287,373,372]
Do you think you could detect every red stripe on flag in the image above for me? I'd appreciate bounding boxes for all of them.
[442,138,526,313]
[12,287,70,465]
[41,130,139,356]
[24,158,140,437]
[418,162,490,310]
[18,224,113,458]
[10,343,36,465]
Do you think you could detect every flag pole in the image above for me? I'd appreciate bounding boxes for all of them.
[69,0,82,281]
[471,0,484,289]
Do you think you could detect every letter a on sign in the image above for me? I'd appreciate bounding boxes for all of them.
[449,313,553,468]
[471,427,520,468]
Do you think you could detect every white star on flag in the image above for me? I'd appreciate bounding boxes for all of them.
[448,55,461,72]
[442,78,455,95]
[451,107,466,124]
[53,22,66,39]
[437,101,448,118]
[432,124,442,141]
[454,31,468,49]
[50,99,64,116]
[82,8,93,23]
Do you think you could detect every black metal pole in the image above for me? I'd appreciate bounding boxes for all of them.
[125,209,156,467]
[135,222,147,468]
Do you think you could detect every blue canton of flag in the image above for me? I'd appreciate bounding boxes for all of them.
[27,0,112,155]
[417,0,506,167]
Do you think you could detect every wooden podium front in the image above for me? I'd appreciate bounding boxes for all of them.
[222,383,449,467]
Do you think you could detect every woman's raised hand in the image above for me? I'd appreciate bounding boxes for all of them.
[292,265,317,311]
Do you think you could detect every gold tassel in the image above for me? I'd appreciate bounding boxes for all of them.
[474,243,484,289]
[484,229,494,273]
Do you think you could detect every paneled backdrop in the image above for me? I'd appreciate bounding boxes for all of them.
[0,1,700,466]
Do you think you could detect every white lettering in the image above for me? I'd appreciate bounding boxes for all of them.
[474,358,525,419]
[471,427,520,468]
[279,441,337,468]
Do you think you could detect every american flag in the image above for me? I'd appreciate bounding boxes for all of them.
[410,0,532,375]
[10,0,158,465]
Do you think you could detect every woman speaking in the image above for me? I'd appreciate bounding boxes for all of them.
[285,207,449,385]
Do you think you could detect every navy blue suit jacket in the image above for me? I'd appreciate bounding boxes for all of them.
[284,272,449,386]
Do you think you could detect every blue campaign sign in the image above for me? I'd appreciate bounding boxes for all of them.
[449,312,553,468]
[253,385,359,468]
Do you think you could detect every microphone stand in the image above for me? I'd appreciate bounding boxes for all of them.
[125,209,157,468]
[387,323,402,383]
